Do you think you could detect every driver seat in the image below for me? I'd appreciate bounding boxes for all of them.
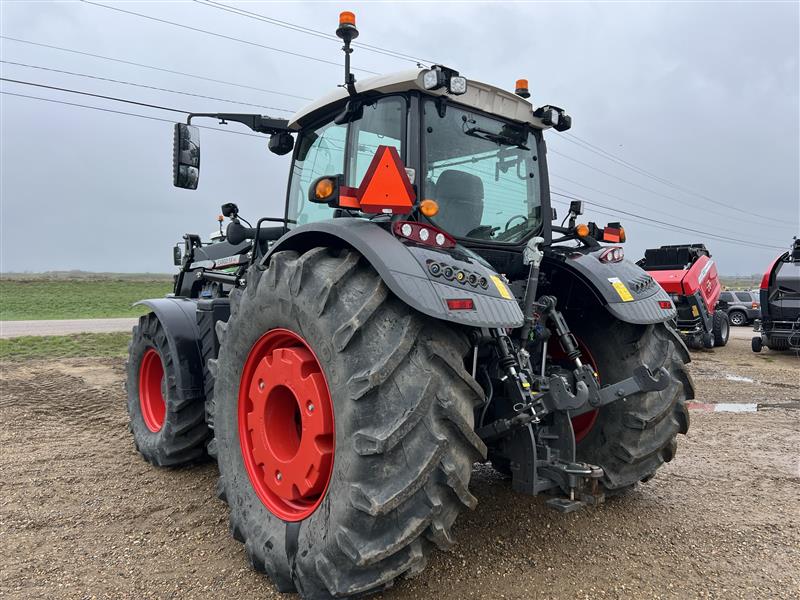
[433,170,484,237]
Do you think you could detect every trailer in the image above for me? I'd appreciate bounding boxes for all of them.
[638,244,729,349]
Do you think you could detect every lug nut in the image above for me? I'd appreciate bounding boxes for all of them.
[258,379,265,391]
[276,471,283,481]
[307,402,315,413]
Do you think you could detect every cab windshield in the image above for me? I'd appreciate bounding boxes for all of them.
[422,99,543,243]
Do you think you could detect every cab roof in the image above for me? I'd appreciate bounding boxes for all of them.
[287,68,549,130]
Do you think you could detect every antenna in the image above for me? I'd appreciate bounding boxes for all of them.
[336,11,359,96]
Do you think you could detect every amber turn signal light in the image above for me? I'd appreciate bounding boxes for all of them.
[420,199,439,217]
[314,177,335,201]
[576,223,590,238]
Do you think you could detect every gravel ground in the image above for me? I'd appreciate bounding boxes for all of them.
[1,334,798,599]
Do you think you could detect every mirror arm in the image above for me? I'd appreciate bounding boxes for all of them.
[187,113,292,135]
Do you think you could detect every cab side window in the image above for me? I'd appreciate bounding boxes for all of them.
[349,97,405,186]
[287,97,406,226]
[288,120,347,225]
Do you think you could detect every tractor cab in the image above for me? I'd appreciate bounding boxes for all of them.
[283,67,562,253]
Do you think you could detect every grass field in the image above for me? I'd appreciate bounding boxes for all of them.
[0,332,130,361]
[0,277,172,320]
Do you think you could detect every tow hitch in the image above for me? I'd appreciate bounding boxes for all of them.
[476,295,672,512]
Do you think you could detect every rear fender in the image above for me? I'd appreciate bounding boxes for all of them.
[265,219,525,329]
[134,297,204,397]
[543,249,677,325]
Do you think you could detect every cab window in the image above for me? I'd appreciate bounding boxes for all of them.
[287,97,407,226]
[349,97,405,186]
[288,120,347,226]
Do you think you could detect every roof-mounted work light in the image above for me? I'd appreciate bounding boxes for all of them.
[422,65,467,95]
[533,105,572,132]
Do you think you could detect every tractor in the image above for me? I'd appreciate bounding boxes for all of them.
[127,12,693,598]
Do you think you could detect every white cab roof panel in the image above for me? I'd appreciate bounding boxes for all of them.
[287,68,547,129]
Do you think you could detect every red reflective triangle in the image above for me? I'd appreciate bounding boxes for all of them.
[356,145,416,214]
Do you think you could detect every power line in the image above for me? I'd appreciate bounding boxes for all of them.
[549,172,792,237]
[79,0,380,75]
[551,189,785,251]
[0,35,314,101]
[193,0,434,65]
[1,77,188,114]
[552,132,788,227]
[1,60,296,113]
[0,90,262,139]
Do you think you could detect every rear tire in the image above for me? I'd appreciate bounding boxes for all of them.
[126,313,209,466]
[751,336,763,353]
[712,311,730,347]
[573,316,694,494]
[208,248,486,598]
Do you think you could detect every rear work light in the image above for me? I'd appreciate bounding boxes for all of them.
[446,298,475,311]
[598,246,624,263]
[393,221,456,249]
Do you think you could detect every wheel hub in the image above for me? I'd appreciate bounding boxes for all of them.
[139,348,166,432]
[239,329,334,521]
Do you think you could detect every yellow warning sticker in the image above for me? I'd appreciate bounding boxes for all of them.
[691,305,700,317]
[490,275,513,300]
[608,277,634,302]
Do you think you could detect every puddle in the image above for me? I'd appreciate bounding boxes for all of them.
[687,402,758,413]
[725,374,754,383]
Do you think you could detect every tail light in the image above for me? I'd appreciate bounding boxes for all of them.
[393,221,456,249]
[446,298,475,311]
[752,301,759,309]
[658,300,673,310]
[598,246,624,263]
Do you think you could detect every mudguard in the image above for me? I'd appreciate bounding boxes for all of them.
[544,248,677,325]
[266,219,525,328]
[134,297,205,397]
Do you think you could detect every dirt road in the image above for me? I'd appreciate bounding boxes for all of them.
[1,335,798,599]
[0,318,138,339]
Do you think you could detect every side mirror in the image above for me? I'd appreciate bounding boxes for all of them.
[173,123,200,189]
[268,132,294,156]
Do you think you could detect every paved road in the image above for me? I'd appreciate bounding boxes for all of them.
[0,318,138,339]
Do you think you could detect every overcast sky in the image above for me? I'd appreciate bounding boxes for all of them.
[1,0,798,275]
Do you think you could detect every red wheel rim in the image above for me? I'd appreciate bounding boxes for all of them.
[238,329,335,522]
[549,337,600,443]
[139,348,166,432]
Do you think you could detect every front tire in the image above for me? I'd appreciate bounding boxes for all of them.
[573,315,694,494]
[208,248,486,598]
[126,313,209,466]
[712,310,730,347]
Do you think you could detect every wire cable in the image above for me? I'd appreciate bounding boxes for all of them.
[0,60,296,113]
[0,90,263,138]
[549,172,789,238]
[551,189,785,251]
[0,35,314,101]
[551,134,788,227]
[79,0,380,75]
[193,0,435,65]
[1,77,188,114]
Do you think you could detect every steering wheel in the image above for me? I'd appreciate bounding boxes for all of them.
[504,214,528,231]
